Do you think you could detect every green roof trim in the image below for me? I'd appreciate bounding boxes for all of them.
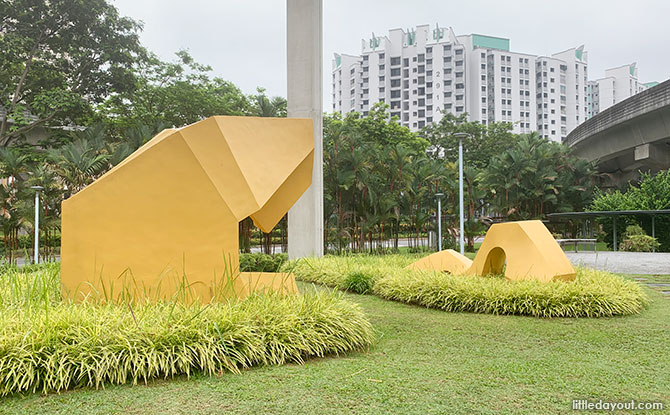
[629,65,635,76]
[335,54,341,68]
[472,34,509,51]
[407,29,416,46]
[643,81,659,88]
[369,36,381,50]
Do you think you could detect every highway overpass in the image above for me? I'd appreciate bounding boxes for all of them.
[566,79,670,185]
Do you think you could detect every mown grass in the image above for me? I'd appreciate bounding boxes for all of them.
[2,284,668,415]
[285,255,649,318]
[0,264,375,396]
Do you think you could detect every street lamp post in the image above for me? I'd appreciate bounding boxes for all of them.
[31,186,43,264]
[453,132,471,256]
[435,193,444,251]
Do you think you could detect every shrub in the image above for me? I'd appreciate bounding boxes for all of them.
[0,266,375,396]
[340,271,374,294]
[590,170,670,251]
[621,235,659,252]
[239,253,288,272]
[624,224,646,236]
[373,267,648,318]
[619,225,660,252]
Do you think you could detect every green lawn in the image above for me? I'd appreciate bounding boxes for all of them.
[2,283,668,415]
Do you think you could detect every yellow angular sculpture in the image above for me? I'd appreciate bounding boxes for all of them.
[60,116,314,302]
[406,249,473,274]
[408,220,576,282]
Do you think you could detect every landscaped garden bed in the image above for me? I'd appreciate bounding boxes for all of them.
[0,264,374,396]
[285,255,649,318]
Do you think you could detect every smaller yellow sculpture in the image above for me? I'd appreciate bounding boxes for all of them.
[408,220,576,282]
[407,249,472,274]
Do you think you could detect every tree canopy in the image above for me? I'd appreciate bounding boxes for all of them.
[0,0,144,145]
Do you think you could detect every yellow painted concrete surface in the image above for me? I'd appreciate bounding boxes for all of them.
[60,116,313,302]
[406,249,473,274]
[408,220,576,282]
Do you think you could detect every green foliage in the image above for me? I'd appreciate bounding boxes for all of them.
[620,225,660,252]
[323,107,448,254]
[480,133,597,219]
[420,112,519,169]
[340,271,374,294]
[0,265,374,396]
[373,267,648,318]
[621,235,660,252]
[239,253,288,272]
[0,0,144,145]
[286,255,418,288]
[99,50,252,130]
[288,256,649,318]
[590,170,670,250]
[624,224,646,237]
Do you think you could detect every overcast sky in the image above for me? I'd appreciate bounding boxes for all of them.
[112,0,670,109]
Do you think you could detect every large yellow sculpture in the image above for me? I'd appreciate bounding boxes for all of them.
[60,116,313,302]
[408,220,576,282]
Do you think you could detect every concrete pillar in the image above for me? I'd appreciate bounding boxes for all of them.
[287,0,324,258]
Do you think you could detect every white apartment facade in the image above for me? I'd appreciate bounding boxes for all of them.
[588,63,656,116]
[332,24,588,142]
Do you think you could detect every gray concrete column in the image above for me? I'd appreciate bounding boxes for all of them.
[287,0,324,258]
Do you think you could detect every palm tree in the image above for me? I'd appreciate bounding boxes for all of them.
[48,138,110,196]
[0,148,28,261]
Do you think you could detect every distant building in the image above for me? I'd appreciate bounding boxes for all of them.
[588,63,656,117]
[332,24,588,142]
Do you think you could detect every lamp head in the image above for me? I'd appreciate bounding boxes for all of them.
[453,132,471,139]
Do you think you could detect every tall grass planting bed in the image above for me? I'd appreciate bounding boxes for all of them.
[0,264,374,396]
[285,255,418,294]
[287,256,649,318]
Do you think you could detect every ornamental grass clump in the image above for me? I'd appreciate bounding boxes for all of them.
[373,267,649,318]
[0,264,375,396]
[285,254,417,288]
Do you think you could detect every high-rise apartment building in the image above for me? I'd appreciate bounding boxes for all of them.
[332,24,588,142]
[588,63,656,117]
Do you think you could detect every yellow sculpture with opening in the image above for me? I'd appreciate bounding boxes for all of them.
[408,220,576,282]
[60,116,313,302]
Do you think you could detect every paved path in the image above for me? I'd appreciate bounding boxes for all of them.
[566,252,670,275]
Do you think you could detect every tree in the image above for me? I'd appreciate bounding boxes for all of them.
[99,51,252,131]
[322,108,437,253]
[420,112,519,169]
[0,0,144,146]
[591,170,670,251]
[251,88,287,118]
[481,133,597,220]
